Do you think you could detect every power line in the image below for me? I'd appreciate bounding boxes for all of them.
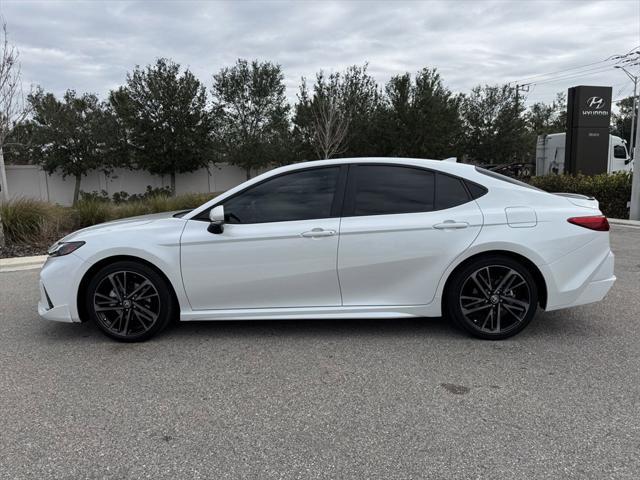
[524,65,617,87]
[511,50,639,87]
[509,55,620,85]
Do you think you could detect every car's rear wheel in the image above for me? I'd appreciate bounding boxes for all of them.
[446,255,538,340]
[86,261,174,342]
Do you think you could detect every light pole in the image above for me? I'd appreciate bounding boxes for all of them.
[615,59,640,220]
[632,97,640,220]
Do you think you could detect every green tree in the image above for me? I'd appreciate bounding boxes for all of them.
[111,58,214,194]
[611,96,637,146]
[293,71,350,160]
[526,93,566,136]
[379,68,463,159]
[338,65,382,157]
[293,64,382,160]
[2,121,36,164]
[523,92,567,163]
[212,59,290,179]
[28,89,122,205]
[460,84,528,164]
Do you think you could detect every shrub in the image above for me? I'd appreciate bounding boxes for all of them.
[111,201,151,219]
[165,192,219,211]
[0,198,57,244]
[1,191,225,248]
[72,198,113,229]
[79,190,111,203]
[111,191,131,204]
[529,172,632,219]
[143,194,174,214]
[126,185,173,202]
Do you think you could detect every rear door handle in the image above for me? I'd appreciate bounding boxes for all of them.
[434,221,469,230]
[301,228,336,238]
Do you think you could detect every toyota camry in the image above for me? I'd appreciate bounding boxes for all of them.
[38,158,615,341]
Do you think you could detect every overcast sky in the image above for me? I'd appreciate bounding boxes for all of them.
[2,0,639,106]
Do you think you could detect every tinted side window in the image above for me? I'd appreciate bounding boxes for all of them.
[435,173,470,210]
[348,165,435,216]
[614,145,627,159]
[224,167,339,224]
[464,181,488,200]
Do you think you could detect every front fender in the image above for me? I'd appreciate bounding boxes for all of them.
[69,218,190,319]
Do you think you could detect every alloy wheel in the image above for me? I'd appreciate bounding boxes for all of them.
[459,265,531,335]
[92,270,161,337]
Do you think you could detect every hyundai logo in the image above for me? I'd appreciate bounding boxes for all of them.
[586,96,606,110]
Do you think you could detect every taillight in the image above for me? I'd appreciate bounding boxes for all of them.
[567,216,609,231]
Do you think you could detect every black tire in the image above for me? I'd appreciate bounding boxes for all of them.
[86,260,175,342]
[445,255,538,340]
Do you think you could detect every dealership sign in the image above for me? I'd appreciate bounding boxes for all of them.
[582,96,609,117]
[565,85,613,175]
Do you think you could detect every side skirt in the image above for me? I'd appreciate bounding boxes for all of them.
[179,303,441,321]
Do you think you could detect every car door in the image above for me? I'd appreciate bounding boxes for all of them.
[180,166,345,310]
[337,164,483,306]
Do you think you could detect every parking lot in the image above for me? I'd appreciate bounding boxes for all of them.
[0,225,639,479]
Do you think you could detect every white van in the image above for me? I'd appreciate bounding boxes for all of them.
[535,133,632,175]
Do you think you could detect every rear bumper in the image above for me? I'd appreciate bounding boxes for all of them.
[544,248,615,311]
[569,275,616,307]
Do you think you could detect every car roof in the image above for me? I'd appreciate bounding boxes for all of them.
[268,157,477,176]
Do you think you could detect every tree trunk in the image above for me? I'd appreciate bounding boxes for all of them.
[73,173,82,206]
[245,167,251,180]
[170,172,176,196]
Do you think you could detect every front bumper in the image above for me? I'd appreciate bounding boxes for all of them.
[38,253,85,323]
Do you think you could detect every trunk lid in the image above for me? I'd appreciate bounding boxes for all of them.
[552,192,600,210]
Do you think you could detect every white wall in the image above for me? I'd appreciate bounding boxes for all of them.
[4,163,250,205]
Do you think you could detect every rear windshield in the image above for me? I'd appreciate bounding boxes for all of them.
[474,167,542,192]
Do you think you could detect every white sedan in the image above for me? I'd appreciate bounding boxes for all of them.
[39,158,615,341]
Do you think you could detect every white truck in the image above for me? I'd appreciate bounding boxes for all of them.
[535,133,632,175]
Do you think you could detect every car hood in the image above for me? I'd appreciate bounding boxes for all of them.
[60,211,182,242]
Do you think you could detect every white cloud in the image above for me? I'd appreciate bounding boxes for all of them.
[2,0,639,105]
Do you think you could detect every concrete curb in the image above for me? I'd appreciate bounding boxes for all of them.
[0,255,47,273]
[609,218,640,228]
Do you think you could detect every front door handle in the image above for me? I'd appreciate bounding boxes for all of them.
[433,221,469,230]
[301,228,336,238]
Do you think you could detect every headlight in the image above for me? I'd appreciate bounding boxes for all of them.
[48,241,85,257]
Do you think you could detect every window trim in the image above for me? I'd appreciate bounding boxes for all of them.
[474,166,541,192]
[194,165,348,224]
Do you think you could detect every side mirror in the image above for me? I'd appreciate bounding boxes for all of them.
[207,205,225,234]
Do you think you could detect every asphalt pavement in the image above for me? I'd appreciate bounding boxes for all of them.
[1,225,639,479]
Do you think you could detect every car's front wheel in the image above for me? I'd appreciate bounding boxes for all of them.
[86,261,174,342]
[446,255,538,340]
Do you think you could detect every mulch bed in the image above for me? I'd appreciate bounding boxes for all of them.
[0,243,48,259]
